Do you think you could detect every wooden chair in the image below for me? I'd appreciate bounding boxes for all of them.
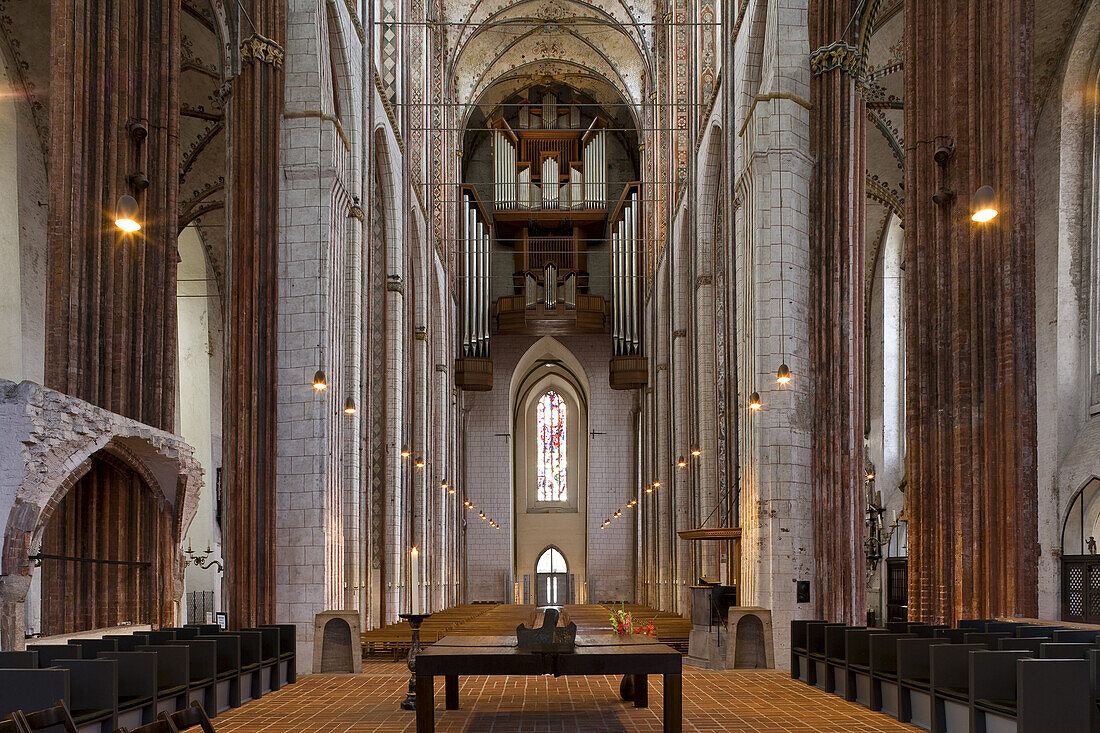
[0,712,31,733]
[20,701,79,733]
[160,701,216,733]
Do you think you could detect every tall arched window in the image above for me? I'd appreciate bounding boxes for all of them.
[537,390,567,501]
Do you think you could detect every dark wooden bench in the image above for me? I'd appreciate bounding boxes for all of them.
[968,649,1030,732]
[244,627,280,694]
[51,658,118,733]
[807,622,843,690]
[997,636,1049,654]
[259,624,297,687]
[96,652,157,730]
[0,669,70,720]
[164,639,218,718]
[1039,642,1094,659]
[930,643,986,733]
[26,644,83,668]
[194,634,240,713]
[133,646,188,715]
[0,651,38,669]
[897,637,946,728]
[868,633,915,715]
[789,619,820,683]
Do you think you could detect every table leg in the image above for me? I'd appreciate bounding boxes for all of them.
[416,675,435,733]
[445,675,459,709]
[633,674,648,708]
[662,673,682,733]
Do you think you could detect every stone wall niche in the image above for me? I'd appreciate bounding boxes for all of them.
[724,607,774,669]
[313,610,362,674]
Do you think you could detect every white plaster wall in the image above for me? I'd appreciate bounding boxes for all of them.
[0,49,47,385]
[177,228,224,620]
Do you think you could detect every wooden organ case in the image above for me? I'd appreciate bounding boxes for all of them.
[455,89,647,391]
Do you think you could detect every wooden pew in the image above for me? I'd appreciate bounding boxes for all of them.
[845,628,891,706]
[0,669,70,719]
[996,637,1049,655]
[244,627,279,694]
[1053,629,1100,643]
[95,652,157,730]
[1017,659,1090,731]
[133,646,188,715]
[161,628,199,641]
[968,649,1030,733]
[807,622,844,690]
[259,624,296,686]
[194,634,240,713]
[868,633,916,715]
[934,628,968,644]
[102,636,140,652]
[1016,625,1061,638]
[898,637,947,728]
[790,620,820,682]
[27,644,83,668]
[1039,642,1094,660]
[964,632,1011,650]
[930,643,986,733]
[19,700,79,733]
[0,651,38,669]
[824,625,857,695]
[163,640,218,718]
[51,659,118,733]
[66,640,117,658]
[219,631,262,703]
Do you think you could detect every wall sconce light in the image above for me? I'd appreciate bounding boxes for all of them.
[748,392,762,410]
[690,444,701,457]
[971,185,998,222]
[115,194,141,232]
[343,397,357,414]
[401,446,411,458]
[312,369,328,390]
[415,457,425,469]
[645,485,653,494]
[776,364,791,385]
[676,456,687,469]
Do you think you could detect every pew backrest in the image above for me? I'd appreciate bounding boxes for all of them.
[0,651,38,669]
[1018,658,1090,731]
[997,636,1049,654]
[134,645,189,691]
[26,644,82,668]
[897,638,945,684]
[1039,642,1094,659]
[164,639,217,683]
[825,626,860,661]
[194,634,240,676]
[67,638,117,657]
[259,624,296,659]
[964,631,1010,649]
[807,622,843,656]
[0,670,69,718]
[245,627,280,663]
[869,633,916,676]
[969,650,1030,705]
[51,659,117,721]
[96,652,157,703]
[933,628,968,644]
[1016,625,1062,638]
[1051,629,1100,643]
[930,643,986,692]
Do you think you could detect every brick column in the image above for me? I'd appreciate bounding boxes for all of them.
[223,7,286,629]
[808,0,867,624]
[46,0,180,430]
[904,0,1037,623]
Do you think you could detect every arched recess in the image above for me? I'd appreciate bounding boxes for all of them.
[1061,478,1100,623]
[510,338,590,604]
[0,382,202,647]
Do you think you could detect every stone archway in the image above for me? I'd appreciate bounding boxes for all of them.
[0,380,203,649]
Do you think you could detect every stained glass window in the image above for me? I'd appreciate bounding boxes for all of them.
[537,390,567,501]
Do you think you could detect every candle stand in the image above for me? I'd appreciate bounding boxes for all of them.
[399,612,431,710]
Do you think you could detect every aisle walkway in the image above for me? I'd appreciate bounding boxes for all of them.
[214,662,917,732]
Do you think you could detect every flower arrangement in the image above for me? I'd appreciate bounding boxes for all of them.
[609,603,656,637]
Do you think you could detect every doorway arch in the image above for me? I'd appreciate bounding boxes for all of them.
[535,546,569,606]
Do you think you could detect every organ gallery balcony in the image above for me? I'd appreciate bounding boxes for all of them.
[495,292,607,335]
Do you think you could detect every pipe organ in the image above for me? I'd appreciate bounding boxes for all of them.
[458,87,645,390]
[491,94,607,213]
[461,189,491,359]
[610,185,641,356]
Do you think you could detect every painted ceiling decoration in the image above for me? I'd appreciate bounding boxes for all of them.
[448,0,654,130]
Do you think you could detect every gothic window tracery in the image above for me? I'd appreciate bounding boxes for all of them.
[536,389,567,501]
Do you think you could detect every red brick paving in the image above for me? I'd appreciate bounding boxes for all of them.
[212,662,918,732]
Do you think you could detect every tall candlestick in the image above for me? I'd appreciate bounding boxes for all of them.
[411,546,420,614]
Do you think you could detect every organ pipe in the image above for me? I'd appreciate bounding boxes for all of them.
[482,226,490,352]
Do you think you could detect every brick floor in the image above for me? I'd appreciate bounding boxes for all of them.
[212,662,918,732]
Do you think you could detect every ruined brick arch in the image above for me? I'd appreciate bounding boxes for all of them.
[0,381,203,649]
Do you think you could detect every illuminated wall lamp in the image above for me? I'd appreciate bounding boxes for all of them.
[343,397,357,414]
[312,369,328,390]
[971,185,998,223]
[115,194,141,232]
